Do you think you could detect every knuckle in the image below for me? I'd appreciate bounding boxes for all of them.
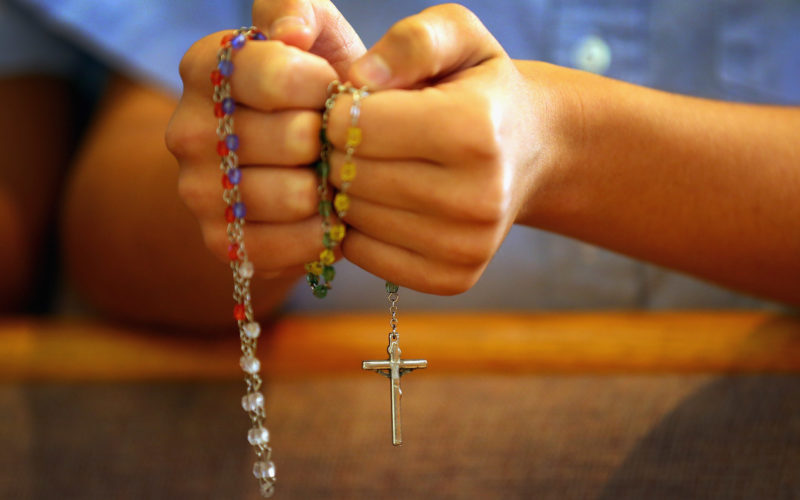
[468,172,508,222]
[255,43,303,111]
[165,111,210,161]
[285,112,322,164]
[282,170,319,218]
[388,17,438,59]
[200,225,228,263]
[430,266,481,296]
[177,170,214,214]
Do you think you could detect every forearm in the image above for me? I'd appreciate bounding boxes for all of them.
[62,76,296,328]
[516,61,800,305]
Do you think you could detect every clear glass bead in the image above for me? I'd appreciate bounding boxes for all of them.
[240,355,260,374]
[247,426,270,445]
[260,482,275,498]
[239,261,255,279]
[253,460,276,479]
[243,321,261,339]
[241,392,264,412]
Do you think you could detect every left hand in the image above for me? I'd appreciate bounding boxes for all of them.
[323,4,556,295]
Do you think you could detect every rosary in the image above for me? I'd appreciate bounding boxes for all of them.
[213,27,427,497]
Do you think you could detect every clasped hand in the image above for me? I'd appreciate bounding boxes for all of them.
[167,1,558,295]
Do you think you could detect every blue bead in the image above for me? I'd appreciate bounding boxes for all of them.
[218,60,234,77]
[225,134,239,151]
[233,202,247,219]
[253,32,267,41]
[227,168,242,185]
[231,34,246,50]
[222,98,235,115]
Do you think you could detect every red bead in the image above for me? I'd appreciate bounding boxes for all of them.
[233,304,246,321]
[222,174,233,190]
[217,140,230,157]
[214,102,224,118]
[220,33,235,46]
[210,69,223,86]
[225,206,235,222]
[228,243,240,261]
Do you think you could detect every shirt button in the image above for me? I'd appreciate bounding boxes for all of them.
[573,35,612,74]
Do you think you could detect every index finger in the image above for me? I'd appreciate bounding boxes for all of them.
[179,30,337,111]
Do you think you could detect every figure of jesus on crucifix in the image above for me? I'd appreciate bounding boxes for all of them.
[362,340,428,445]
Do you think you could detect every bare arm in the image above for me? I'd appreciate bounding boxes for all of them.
[514,61,800,304]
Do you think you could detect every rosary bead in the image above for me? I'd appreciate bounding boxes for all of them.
[306,273,318,286]
[329,224,346,242]
[220,33,235,46]
[210,69,223,86]
[341,161,356,182]
[318,200,332,218]
[233,202,247,219]
[260,482,276,498]
[250,31,267,41]
[222,173,234,189]
[217,140,230,157]
[227,167,242,185]
[214,102,225,118]
[218,60,234,78]
[385,282,399,294]
[253,461,276,480]
[233,304,247,321]
[227,243,240,261]
[333,193,350,214]
[315,160,329,179]
[346,127,362,147]
[312,285,328,298]
[239,260,255,279]
[322,265,336,283]
[322,232,334,249]
[225,206,235,223]
[231,34,247,50]
[305,261,323,275]
[247,426,270,445]
[240,355,261,374]
[225,134,240,151]
[241,391,265,412]
[243,321,261,339]
[222,97,235,115]
[319,249,335,266]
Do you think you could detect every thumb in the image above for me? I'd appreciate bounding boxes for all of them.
[347,4,504,90]
[253,0,366,75]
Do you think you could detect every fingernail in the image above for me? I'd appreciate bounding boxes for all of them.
[351,54,392,88]
[269,16,307,39]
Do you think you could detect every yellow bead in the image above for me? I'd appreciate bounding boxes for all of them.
[341,161,356,182]
[305,261,323,275]
[329,224,346,242]
[320,249,335,266]
[334,193,350,214]
[346,127,361,147]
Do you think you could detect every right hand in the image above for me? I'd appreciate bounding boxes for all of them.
[165,1,364,280]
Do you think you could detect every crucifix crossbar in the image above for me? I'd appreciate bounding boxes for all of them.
[362,340,427,446]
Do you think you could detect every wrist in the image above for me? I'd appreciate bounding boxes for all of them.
[511,61,597,229]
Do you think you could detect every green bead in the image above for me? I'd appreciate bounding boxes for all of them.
[319,127,327,144]
[312,284,328,298]
[318,200,331,218]
[322,232,335,249]
[322,265,336,283]
[306,273,318,286]
[385,281,399,294]
[315,160,329,179]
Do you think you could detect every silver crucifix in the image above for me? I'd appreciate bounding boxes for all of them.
[362,340,427,445]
